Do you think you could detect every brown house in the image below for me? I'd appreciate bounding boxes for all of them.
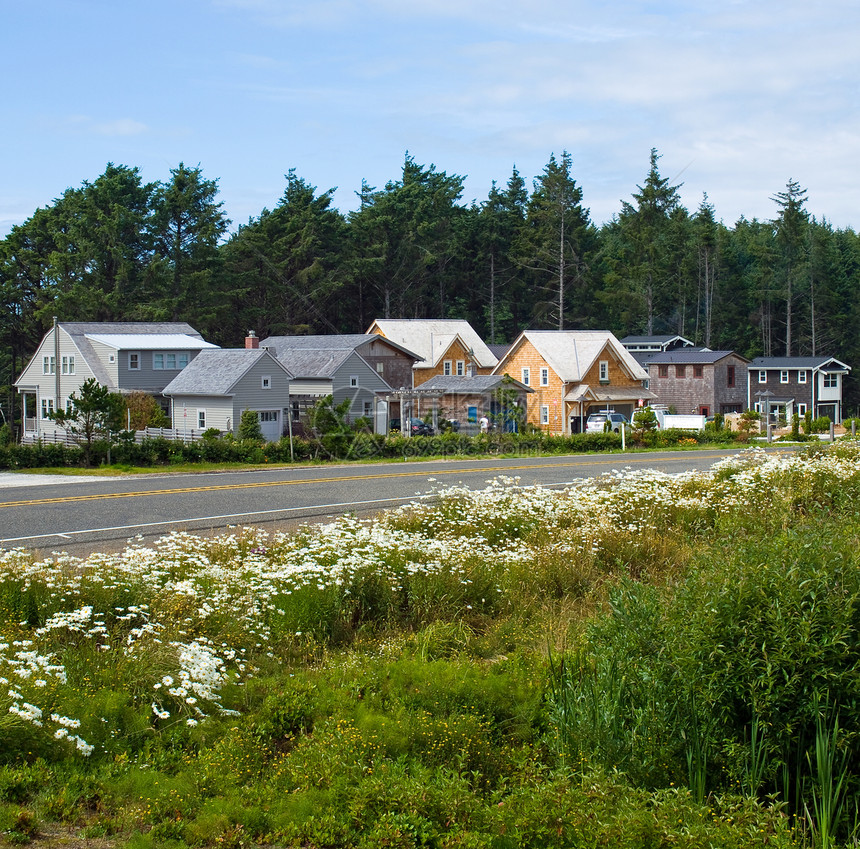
[367,319,499,386]
[493,330,654,434]
[645,350,750,416]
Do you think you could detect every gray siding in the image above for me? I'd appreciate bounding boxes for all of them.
[331,352,392,425]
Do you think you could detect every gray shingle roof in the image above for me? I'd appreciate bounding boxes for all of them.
[647,350,746,365]
[749,356,849,371]
[162,349,288,396]
[418,375,532,393]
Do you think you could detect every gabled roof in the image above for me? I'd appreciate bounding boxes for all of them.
[647,350,749,365]
[621,334,695,348]
[418,375,532,394]
[368,319,498,369]
[162,349,290,396]
[261,333,420,362]
[496,330,649,382]
[749,356,850,372]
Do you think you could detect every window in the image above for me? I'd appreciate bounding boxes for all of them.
[798,370,807,384]
[41,398,54,419]
[261,375,271,389]
[540,405,549,425]
[61,356,75,375]
[780,370,789,384]
[823,372,838,389]
[727,365,735,387]
[658,364,669,378]
[540,367,549,386]
[128,352,140,370]
[693,365,704,378]
[599,361,609,383]
[349,375,359,387]
[443,360,452,376]
[42,356,56,375]
[798,403,808,416]
[758,370,767,383]
[675,365,686,378]
[521,368,530,386]
[456,360,465,376]
[154,352,187,370]
[258,411,278,422]
[376,362,385,374]
[197,410,206,429]
[363,401,372,417]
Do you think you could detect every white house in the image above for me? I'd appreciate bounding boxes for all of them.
[14,321,218,438]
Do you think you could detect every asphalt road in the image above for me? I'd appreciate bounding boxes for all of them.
[0,448,756,556]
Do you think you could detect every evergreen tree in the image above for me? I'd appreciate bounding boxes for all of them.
[515,151,595,330]
[771,179,809,356]
[149,163,229,330]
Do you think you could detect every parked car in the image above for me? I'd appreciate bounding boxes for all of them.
[585,412,629,434]
[389,418,435,436]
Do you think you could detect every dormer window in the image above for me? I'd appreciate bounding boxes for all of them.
[443,360,452,376]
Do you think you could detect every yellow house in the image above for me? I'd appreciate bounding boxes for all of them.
[493,330,655,433]
[367,319,499,387]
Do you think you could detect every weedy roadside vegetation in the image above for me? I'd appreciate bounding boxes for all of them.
[2,440,860,847]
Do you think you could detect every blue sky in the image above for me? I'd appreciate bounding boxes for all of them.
[2,0,859,237]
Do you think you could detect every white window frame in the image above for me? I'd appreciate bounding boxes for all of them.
[456,360,465,376]
[41,398,54,419]
[599,360,609,382]
[540,367,549,386]
[798,403,808,416]
[128,352,140,370]
[540,405,549,425]
[443,360,452,376]
[376,362,385,374]
[61,355,75,375]
[349,375,359,388]
[758,370,767,384]
[42,356,56,375]
[823,372,838,389]
[261,375,271,390]
[780,370,789,384]
[363,401,372,417]
[197,409,206,429]
[177,352,189,369]
[798,370,807,384]
[521,367,530,387]
[153,353,165,370]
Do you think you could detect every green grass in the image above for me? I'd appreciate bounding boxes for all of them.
[3,443,860,846]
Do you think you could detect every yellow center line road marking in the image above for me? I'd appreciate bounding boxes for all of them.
[0,453,734,509]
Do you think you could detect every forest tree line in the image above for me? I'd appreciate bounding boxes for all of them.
[2,148,859,421]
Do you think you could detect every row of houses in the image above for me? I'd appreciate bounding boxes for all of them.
[14,320,851,441]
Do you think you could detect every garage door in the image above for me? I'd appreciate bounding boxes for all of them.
[257,410,280,442]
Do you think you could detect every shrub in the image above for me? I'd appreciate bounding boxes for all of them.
[238,409,263,441]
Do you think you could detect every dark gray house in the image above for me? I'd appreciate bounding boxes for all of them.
[646,350,750,416]
[747,357,851,423]
[259,334,421,434]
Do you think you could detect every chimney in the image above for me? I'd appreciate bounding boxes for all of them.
[245,330,259,349]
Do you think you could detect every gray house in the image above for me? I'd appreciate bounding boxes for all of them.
[162,348,292,441]
[259,334,420,434]
[14,321,218,439]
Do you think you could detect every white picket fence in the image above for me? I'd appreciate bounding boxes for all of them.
[20,426,210,446]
